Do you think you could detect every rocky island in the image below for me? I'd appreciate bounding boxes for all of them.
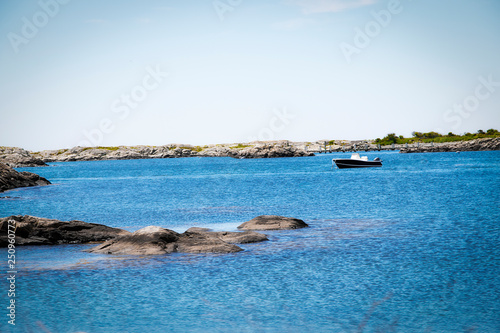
[0,147,48,167]
[30,142,314,162]
[2,134,498,169]
[85,226,265,255]
[0,215,308,256]
[238,215,309,230]
[0,142,314,166]
[399,137,500,153]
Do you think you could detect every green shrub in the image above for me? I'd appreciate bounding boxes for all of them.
[375,129,499,145]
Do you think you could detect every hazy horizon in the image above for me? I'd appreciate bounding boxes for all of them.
[3,129,500,153]
[1,0,499,151]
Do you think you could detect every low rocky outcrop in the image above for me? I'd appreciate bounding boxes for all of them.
[1,214,304,255]
[0,147,47,167]
[400,137,500,153]
[24,142,313,162]
[185,227,269,244]
[238,215,309,230]
[86,226,179,255]
[233,144,314,159]
[175,231,244,254]
[0,163,51,192]
[0,215,130,247]
[33,146,197,162]
[86,226,251,255]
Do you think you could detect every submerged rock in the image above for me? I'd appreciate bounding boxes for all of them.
[0,163,51,192]
[238,215,308,230]
[0,215,130,247]
[87,226,245,255]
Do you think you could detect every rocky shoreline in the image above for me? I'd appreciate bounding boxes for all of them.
[0,215,308,255]
[0,147,48,167]
[1,138,498,169]
[0,163,51,193]
[399,137,500,153]
[1,143,313,167]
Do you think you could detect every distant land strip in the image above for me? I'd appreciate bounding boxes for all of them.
[1,131,499,167]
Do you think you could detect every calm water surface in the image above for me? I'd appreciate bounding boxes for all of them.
[1,151,499,332]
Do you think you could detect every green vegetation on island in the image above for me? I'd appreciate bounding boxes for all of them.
[374,129,500,146]
[81,146,120,151]
[229,144,252,149]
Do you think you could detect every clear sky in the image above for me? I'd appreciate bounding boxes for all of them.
[1,0,499,151]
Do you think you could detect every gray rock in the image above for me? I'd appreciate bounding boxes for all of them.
[0,215,130,247]
[87,226,179,255]
[0,163,51,192]
[238,215,308,230]
[235,144,314,159]
[214,231,269,244]
[176,231,243,254]
[0,147,47,167]
[87,226,244,255]
[185,228,268,244]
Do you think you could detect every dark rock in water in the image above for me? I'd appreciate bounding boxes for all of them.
[1,215,293,255]
[0,162,51,192]
[0,215,130,247]
[0,147,48,167]
[176,231,243,254]
[238,215,308,230]
[213,231,268,244]
[87,226,244,255]
[87,226,179,255]
[184,228,268,244]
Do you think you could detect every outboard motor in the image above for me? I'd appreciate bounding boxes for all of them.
[374,157,381,161]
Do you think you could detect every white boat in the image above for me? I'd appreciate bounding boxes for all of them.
[332,153,382,169]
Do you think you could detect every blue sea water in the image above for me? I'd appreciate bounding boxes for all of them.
[1,151,499,332]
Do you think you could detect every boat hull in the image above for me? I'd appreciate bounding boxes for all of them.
[333,159,382,169]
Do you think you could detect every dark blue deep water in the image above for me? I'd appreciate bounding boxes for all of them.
[1,151,499,332]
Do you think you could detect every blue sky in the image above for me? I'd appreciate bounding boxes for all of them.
[1,0,499,150]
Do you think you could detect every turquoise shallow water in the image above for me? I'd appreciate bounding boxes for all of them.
[1,151,499,332]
